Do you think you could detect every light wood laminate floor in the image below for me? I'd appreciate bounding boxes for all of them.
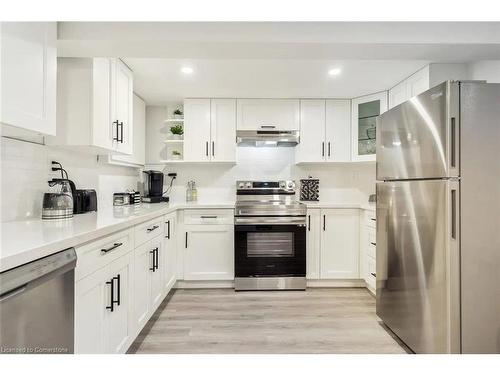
[129,288,409,354]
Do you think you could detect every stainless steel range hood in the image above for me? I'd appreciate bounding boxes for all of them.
[236,130,300,147]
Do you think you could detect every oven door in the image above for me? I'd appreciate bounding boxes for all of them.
[235,224,306,277]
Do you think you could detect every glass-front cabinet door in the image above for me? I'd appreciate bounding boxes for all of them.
[351,91,388,161]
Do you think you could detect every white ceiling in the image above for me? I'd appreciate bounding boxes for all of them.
[124,59,429,104]
[57,22,500,105]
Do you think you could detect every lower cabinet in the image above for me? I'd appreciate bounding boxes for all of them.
[361,209,377,293]
[184,224,234,280]
[75,251,134,354]
[163,212,177,291]
[133,234,164,332]
[319,209,360,279]
[306,209,321,279]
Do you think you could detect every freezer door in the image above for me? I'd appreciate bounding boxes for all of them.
[376,81,459,180]
[376,180,460,353]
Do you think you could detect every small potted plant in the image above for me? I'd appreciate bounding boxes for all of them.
[171,150,182,160]
[173,108,183,119]
[170,124,183,140]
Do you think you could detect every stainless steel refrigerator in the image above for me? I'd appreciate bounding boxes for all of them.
[376,81,500,354]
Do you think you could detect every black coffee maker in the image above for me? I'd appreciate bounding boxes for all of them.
[142,170,169,203]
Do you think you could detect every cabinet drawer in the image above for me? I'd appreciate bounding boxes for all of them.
[135,216,164,246]
[75,229,133,281]
[367,257,376,291]
[366,210,376,228]
[367,227,376,259]
[183,209,234,225]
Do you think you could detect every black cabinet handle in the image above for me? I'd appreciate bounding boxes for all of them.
[200,215,217,219]
[154,247,159,270]
[212,141,215,157]
[114,274,121,307]
[119,122,124,143]
[147,225,159,233]
[165,220,170,239]
[322,142,325,157]
[206,141,209,156]
[112,120,119,141]
[106,278,115,312]
[371,218,376,221]
[323,215,326,231]
[371,272,376,277]
[260,125,276,129]
[328,142,331,157]
[370,242,376,246]
[149,249,156,272]
[101,242,123,254]
[185,232,188,248]
[308,215,311,231]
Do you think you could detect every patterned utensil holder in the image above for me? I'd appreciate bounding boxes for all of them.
[300,177,319,201]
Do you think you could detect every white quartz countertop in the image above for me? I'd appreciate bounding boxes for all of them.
[0,201,235,272]
[302,201,376,211]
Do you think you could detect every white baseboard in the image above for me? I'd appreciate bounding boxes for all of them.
[174,279,367,289]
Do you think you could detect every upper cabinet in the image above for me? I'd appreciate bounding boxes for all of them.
[183,98,236,163]
[107,93,146,167]
[295,99,351,163]
[50,57,133,155]
[236,99,299,131]
[0,22,57,135]
[388,63,468,109]
[351,91,388,162]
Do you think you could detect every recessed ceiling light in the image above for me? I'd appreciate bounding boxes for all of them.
[181,67,194,74]
[328,68,342,76]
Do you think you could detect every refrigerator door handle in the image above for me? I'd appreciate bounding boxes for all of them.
[450,117,457,169]
[451,188,457,240]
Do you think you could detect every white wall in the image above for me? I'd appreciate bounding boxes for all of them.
[147,147,375,205]
[1,137,140,222]
[468,60,500,83]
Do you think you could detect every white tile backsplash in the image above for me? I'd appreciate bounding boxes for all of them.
[1,137,140,222]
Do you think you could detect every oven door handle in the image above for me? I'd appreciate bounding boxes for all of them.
[234,216,306,225]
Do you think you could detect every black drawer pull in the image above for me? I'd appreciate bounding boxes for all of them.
[149,249,156,272]
[165,220,170,239]
[147,225,159,233]
[101,242,123,254]
[200,216,217,219]
[370,242,376,246]
[370,218,376,221]
[106,278,114,312]
[370,272,376,277]
[113,274,121,307]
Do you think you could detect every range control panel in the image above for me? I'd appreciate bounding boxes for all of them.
[236,180,296,191]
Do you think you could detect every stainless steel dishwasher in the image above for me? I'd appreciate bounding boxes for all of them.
[0,248,77,354]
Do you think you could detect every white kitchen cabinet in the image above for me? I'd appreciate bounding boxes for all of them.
[105,253,134,354]
[351,91,388,162]
[237,99,300,131]
[133,241,153,331]
[296,99,351,163]
[295,100,326,163]
[360,209,377,294]
[133,234,164,332]
[183,98,236,163]
[108,93,146,166]
[388,80,408,109]
[112,59,134,155]
[51,57,133,155]
[306,209,321,279]
[75,251,134,354]
[388,64,468,109]
[210,99,237,162]
[163,212,177,292]
[184,224,234,280]
[0,22,56,135]
[183,99,211,162]
[320,209,360,279]
[325,99,351,162]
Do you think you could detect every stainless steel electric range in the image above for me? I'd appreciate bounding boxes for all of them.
[234,180,307,291]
